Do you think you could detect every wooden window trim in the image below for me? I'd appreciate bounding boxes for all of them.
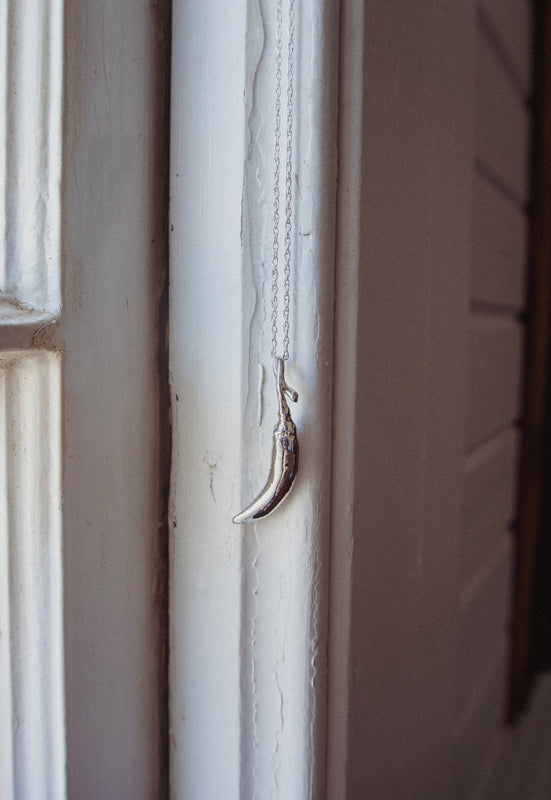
[509,0,551,723]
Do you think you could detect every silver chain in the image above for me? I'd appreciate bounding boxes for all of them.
[271,0,295,365]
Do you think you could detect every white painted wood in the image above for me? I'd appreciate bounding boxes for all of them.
[169,0,338,797]
[168,4,245,796]
[1,0,63,316]
[467,316,523,449]
[0,0,6,295]
[0,10,66,797]
[61,0,169,796]
[471,174,528,310]
[2,1,548,799]
[0,351,65,800]
[0,363,13,800]
[475,25,531,203]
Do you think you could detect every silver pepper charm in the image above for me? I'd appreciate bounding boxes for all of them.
[233,358,298,524]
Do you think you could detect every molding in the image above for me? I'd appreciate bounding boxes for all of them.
[169,0,339,796]
[327,0,365,795]
[0,351,65,799]
[1,0,63,318]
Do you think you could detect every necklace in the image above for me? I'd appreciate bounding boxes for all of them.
[233,0,299,524]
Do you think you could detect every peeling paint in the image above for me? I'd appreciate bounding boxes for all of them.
[203,453,218,503]
[169,0,338,796]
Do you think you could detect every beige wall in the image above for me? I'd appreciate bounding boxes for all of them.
[329,1,551,798]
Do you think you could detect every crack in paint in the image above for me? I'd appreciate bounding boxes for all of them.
[250,526,261,800]
[272,570,289,794]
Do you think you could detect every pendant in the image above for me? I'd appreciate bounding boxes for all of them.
[233,358,299,524]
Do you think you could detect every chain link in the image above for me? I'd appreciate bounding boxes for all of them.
[271,0,295,365]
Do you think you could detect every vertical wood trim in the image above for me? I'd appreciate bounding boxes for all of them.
[509,0,549,722]
[169,3,246,796]
[237,2,339,795]
[2,0,63,314]
[62,1,169,794]
[0,352,65,799]
[152,4,172,798]
[0,0,6,294]
[0,368,13,800]
[326,0,364,796]
[169,1,339,797]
